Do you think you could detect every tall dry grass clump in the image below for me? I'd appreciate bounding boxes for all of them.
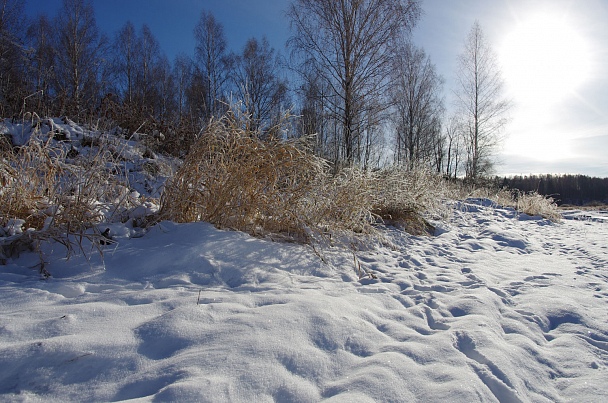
[1,134,125,230]
[459,183,561,222]
[303,167,377,233]
[160,110,450,240]
[372,167,449,229]
[159,111,327,239]
[514,191,561,222]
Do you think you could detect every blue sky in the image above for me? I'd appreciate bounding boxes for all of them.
[25,0,608,177]
[25,0,290,59]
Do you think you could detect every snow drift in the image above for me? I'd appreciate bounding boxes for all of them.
[1,198,607,402]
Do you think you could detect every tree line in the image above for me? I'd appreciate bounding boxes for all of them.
[2,0,511,181]
[497,174,608,206]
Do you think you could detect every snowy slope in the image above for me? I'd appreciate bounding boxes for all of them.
[1,199,607,402]
[0,117,177,200]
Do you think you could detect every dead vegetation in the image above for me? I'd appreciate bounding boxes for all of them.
[1,111,561,278]
[159,110,449,241]
[159,112,325,240]
[513,191,561,221]
[463,185,561,222]
[0,126,136,275]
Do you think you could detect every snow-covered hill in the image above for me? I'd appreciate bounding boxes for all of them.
[1,196,607,401]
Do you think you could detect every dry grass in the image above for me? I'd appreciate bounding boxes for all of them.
[160,111,327,240]
[1,110,493,279]
[461,184,561,222]
[371,167,449,233]
[514,191,561,222]
[1,110,454,283]
[160,110,450,241]
[0,129,134,274]
[305,167,377,234]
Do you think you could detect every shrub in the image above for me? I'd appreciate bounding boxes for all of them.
[372,166,449,223]
[0,129,136,274]
[465,185,561,222]
[160,109,450,240]
[159,111,327,240]
[514,191,561,222]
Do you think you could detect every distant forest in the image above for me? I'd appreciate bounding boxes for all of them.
[496,174,608,206]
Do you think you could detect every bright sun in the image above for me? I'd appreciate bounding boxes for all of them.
[500,11,592,105]
[499,9,594,162]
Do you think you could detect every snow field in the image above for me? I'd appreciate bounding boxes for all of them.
[0,200,607,402]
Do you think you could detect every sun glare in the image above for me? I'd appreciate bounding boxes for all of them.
[500,11,592,105]
[499,9,595,162]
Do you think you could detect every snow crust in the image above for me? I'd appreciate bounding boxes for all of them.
[1,199,607,402]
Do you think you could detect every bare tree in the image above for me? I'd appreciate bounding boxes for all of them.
[232,37,288,135]
[297,72,325,151]
[111,21,138,105]
[442,114,464,178]
[360,102,386,169]
[193,11,231,123]
[288,0,421,165]
[108,22,174,132]
[153,54,175,122]
[431,125,445,174]
[392,41,444,170]
[25,14,55,115]
[54,0,106,118]
[454,21,510,181]
[295,64,342,163]
[172,53,193,124]
[0,0,27,116]
[137,25,162,114]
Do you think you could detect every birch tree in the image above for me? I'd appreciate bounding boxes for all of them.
[55,0,105,118]
[454,21,510,181]
[193,11,231,123]
[393,42,444,170]
[112,21,138,106]
[443,114,464,178]
[288,0,421,165]
[0,0,26,116]
[232,37,287,135]
[25,14,55,115]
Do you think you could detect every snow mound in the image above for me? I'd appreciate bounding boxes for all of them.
[0,117,177,200]
[562,209,608,223]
